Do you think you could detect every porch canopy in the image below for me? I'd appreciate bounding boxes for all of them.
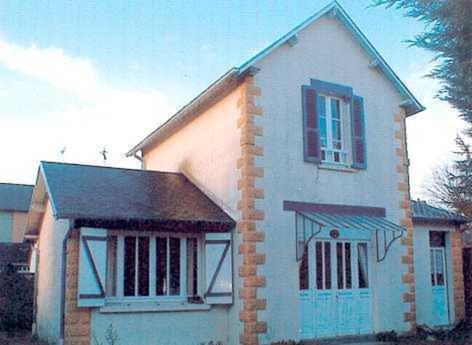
[25,162,235,236]
[284,201,405,263]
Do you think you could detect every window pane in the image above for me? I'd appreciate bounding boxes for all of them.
[333,151,340,162]
[299,246,309,290]
[124,236,136,297]
[331,99,340,119]
[345,243,352,289]
[156,237,167,295]
[336,243,344,289]
[332,120,341,142]
[324,242,331,289]
[318,96,326,118]
[106,236,117,297]
[169,238,181,296]
[358,243,369,288]
[138,237,150,296]
[187,238,198,296]
[320,117,327,145]
[316,241,323,290]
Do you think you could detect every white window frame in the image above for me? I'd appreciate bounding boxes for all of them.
[106,231,203,303]
[319,94,350,165]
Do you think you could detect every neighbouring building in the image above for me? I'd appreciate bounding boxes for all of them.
[24,2,468,345]
[0,183,33,273]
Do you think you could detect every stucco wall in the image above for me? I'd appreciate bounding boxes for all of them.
[143,85,242,345]
[36,201,69,344]
[91,307,229,345]
[0,211,13,242]
[413,223,457,326]
[252,16,409,343]
[143,85,242,220]
[12,211,28,243]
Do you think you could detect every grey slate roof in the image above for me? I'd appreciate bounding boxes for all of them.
[40,161,234,228]
[411,200,466,224]
[0,183,33,212]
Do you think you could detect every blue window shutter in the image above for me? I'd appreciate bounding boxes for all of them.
[302,86,321,163]
[351,95,367,169]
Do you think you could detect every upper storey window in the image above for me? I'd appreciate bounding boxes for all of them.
[302,79,366,169]
[318,95,347,164]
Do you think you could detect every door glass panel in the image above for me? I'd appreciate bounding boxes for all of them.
[324,242,332,289]
[345,243,352,289]
[138,237,150,296]
[357,243,369,288]
[430,249,436,286]
[316,242,323,289]
[299,246,309,290]
[336,243,344,289]
[435,249,445,286]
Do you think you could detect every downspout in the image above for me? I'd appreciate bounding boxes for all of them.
[59,222,74,345]
[32,244,40,336]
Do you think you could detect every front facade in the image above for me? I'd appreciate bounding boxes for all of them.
[26,2,467,345]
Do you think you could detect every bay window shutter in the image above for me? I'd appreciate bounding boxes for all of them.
[205,232,233,304]
[302,86,321,163]
[351,95,367,169]
[78,228,107,307]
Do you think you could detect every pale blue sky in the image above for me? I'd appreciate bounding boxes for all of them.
[0,0,465,198]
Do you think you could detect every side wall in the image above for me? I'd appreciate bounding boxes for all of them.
[142,85,243,345]
[252,16,414,343]
[36,201,69,344]
[413,223,465,325]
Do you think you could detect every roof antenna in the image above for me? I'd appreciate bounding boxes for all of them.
[59,147,66,161]
[100,147,108,166]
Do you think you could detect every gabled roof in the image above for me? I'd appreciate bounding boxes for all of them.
[127,1,424,157]
[411,200,466,224]
[0,183,33,212]
[25,162,234,235]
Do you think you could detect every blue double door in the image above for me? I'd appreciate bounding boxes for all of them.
[300,240,373,339]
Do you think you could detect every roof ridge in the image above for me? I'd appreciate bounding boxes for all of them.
[0,182,34,187]
[40,161,183,176]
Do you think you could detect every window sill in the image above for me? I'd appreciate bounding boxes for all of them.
[99,300,211,314]
[319,163,357,173]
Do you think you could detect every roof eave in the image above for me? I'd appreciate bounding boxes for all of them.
[412,216,467,226]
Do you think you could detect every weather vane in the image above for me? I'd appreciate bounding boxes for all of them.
[100,147,108,165]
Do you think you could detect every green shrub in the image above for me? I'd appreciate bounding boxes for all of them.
[0,265,34,336]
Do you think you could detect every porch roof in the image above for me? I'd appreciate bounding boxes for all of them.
[26,162,235,235]
[298,211,406,233]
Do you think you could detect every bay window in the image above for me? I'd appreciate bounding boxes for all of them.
[106,233,200,300]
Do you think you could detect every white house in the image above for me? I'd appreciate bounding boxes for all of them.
[24,2,467,345]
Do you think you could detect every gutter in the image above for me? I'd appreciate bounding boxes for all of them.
[59,222,74,345]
